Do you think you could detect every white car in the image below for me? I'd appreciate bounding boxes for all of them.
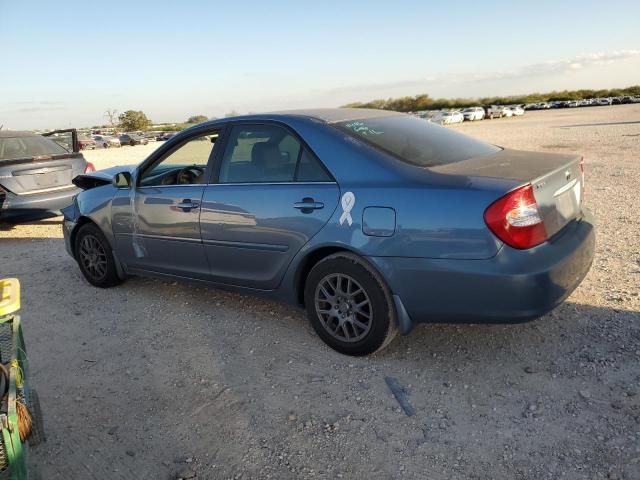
[597,98,612,106]
[508,106,525,116]
[431,111,464,125]
[502,107,514,117]
[461,107,485,121]
[93,135,121,148]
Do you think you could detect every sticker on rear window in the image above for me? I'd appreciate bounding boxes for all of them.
[342,121,383,136]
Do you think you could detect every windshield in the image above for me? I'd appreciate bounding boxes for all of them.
[0,135,69,160]
[336,115,501,167]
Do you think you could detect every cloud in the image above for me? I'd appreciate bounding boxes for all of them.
[315,48,640,102]
[0,100,69,114]
[488,49,640,81]
[5,100,66,106]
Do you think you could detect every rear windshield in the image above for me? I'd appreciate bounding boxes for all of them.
[0,135,68,160]
[336,115,500,167]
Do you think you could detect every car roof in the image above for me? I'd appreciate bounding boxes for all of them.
[269,108,402,124]
[0,130,39,138]
[198,108,404,127]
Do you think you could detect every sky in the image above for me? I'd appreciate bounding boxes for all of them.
[1,0,639,129]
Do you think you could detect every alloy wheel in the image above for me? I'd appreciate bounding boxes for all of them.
[314,273,372,343]
[78,234,108,281]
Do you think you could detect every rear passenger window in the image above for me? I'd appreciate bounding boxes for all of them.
[296,149,331,182]
[219,124,331,183]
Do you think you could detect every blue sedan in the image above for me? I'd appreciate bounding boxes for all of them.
[62,109,595,355]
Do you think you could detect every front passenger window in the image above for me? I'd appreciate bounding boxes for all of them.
[140,134,217,187]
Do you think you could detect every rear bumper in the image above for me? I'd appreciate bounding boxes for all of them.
[0,187,79,219]
[369,212,595,330]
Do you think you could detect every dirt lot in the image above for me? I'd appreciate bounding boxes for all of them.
[1,105,639,479]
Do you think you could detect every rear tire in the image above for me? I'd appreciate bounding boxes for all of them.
[75,223,122,288]
[304,253,398,356]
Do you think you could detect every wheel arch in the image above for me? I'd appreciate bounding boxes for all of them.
[69,216,98,258]
[70,216,126,280]
[294,245,388,307]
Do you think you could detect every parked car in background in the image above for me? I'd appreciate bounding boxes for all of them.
[63,109,594,356]
[484,105,505,119]
[461,107,485,121]
[0,129,95,220]
[508,106,525,116]
[502,107,514,118]
[93,135,120,148]
[119,133,149,146]
[78,135,96,150]
[596,98,612,106]
[156,132,177,141]
[431,111,464,124]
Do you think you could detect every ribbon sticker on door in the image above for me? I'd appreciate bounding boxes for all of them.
[339,192,355,226]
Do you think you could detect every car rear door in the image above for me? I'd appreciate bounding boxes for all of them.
[200,122,339,290]
[112,129,222,278]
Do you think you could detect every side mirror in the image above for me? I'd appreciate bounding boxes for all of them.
[113,171,132,189]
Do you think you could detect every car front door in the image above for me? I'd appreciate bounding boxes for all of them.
[200,123,339,290]
[112,130,222,278]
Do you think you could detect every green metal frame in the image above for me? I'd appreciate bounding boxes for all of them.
[0,314,30,480]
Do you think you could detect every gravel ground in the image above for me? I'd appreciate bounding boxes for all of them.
[1,105,639,479]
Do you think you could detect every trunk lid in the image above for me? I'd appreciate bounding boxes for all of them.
[0,153,87,195]
[430,149,584,238]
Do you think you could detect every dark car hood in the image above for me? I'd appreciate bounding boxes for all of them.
[72,165,136,190]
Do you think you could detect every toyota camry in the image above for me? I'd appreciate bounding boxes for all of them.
[62,109,595,356]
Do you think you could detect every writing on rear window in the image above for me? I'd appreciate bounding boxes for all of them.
[342,121,384,136]
[337,115,501,167]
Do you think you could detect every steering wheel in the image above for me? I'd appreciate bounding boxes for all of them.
[176,166,205,185]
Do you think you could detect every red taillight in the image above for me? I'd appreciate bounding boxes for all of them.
[84,162,96,173]
[484,184,547,249]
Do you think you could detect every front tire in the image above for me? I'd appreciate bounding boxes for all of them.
[75,223,122,288]
[304,253,398,356]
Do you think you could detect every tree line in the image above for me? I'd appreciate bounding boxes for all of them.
[96,111,242,132]
[342,85,640,112]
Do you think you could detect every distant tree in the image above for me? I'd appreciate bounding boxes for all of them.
[186,115,208,124]
[225,110,240,118]
[104,109,119,130]
[118,110,151,131]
